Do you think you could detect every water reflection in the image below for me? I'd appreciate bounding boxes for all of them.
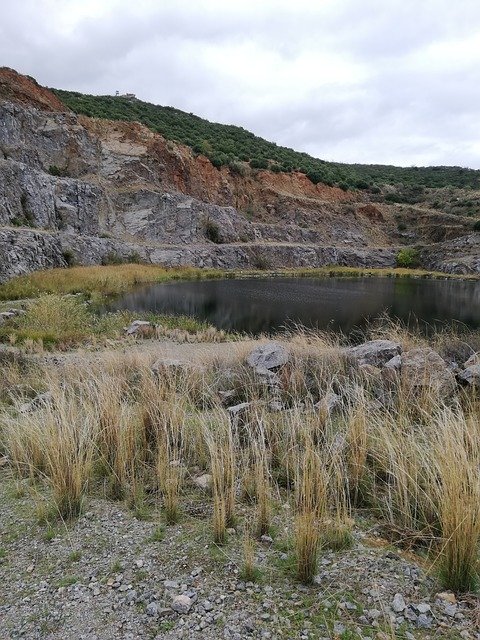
[107,277,480,335]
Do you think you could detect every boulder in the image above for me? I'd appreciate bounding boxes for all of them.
[384,354,402,370]
[192,473,213,492]
[171,594,192,614]
[246,342,289,373]
[346,340,401,367]
[457,364,480,387]
[464,353,479,368]
[400,348,456,395]
[19,391,53,414]
[7,308,26,316]
[314,391,341,416]
[359,364,382,377]
[381,354,402,384]
[124,320,153,336]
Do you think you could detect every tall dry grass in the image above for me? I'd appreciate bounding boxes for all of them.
[203,411,236,544]
[2,381,95,518]
[433,407,480,592]
[293,432,327,584]
[0,328,479,591]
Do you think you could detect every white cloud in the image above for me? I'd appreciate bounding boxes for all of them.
[1,0,480,167]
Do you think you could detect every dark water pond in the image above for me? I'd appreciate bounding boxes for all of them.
[107,277,480,335]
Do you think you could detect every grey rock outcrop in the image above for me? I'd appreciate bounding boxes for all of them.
[0,159,103,233]
[246,342,289,373]
[400,348,456,395]
[457,364,480,387]
[0,101,99,175]
[0,228,66,282]
[346,340,402,368]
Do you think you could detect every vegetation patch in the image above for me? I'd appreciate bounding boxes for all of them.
[396,247,421,269]
[0,293,222,348]
[53,88,480,191]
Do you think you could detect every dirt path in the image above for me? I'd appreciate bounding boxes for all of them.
[28,338,263,369]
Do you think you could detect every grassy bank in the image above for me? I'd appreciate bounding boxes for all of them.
[0,264,476,302]
[0,264,231,301]
[0,294,226,349]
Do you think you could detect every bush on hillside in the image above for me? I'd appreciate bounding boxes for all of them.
[396,247,420,268]
[204,219,223,244]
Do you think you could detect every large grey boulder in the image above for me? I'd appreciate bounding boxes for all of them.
[346,340,402,368]
[400,348,456,395]
[246,342,289,373]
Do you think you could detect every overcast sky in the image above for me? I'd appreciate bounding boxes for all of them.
[2,0,480,168]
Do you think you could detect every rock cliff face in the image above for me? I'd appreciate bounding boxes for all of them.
[0,68,478,282]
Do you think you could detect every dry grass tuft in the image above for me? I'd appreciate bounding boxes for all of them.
[433,408,480,592]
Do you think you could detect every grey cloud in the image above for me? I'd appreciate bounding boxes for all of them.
[1,0,480,168]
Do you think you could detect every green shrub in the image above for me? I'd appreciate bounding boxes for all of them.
[396,247,420,268]
[306,170,323,185]
[204,219,223,244]
[228,161,248,177]
[101,252,125,266]
[248,250,271,270]
[473,220,480,232]
[249,158,269,170]
[62,250,76,267]
[126,252,143,264]
[355,179,370,190]
[48,165,68,177]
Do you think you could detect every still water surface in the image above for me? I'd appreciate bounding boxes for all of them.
[108,277,480,335]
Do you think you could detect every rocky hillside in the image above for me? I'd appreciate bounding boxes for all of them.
[0,68,479,283]
[54,87,480,192]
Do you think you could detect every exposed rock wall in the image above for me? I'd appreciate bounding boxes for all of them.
[0,101,99,176]
[0,159,103,233]
[421,234,480,275]
[0,68,478,282]
[0,228,66,282]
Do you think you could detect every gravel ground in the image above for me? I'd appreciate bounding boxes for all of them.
[1,471,479,640]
